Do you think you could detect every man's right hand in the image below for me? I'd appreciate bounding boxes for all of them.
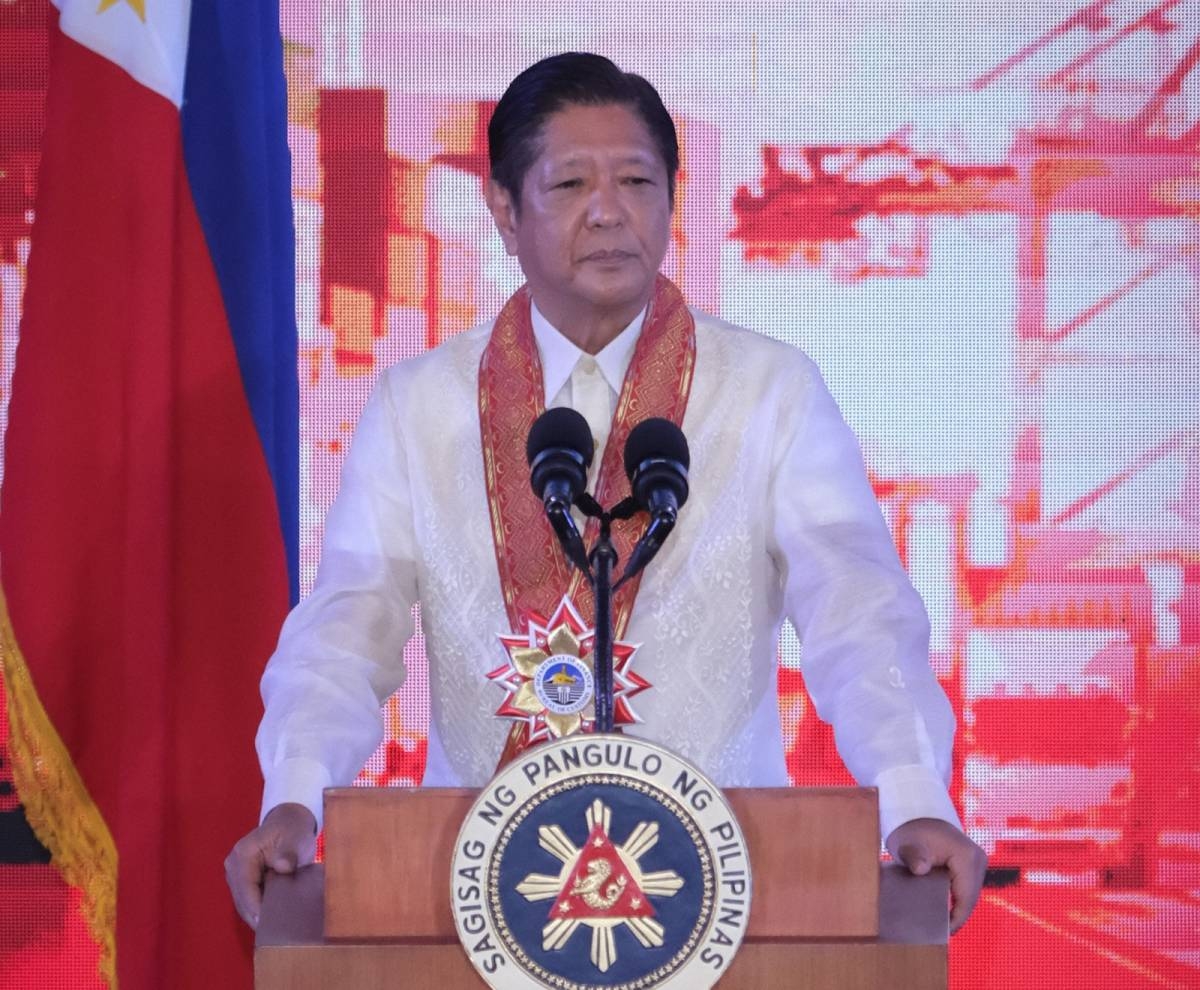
[224,802,318,930]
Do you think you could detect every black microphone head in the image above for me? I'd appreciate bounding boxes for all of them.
[624,418,690,511]
[527,407,594,504]
[527,407,594,467]
[623,418,690,477]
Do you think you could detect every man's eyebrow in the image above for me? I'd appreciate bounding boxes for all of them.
[546,152,660,169]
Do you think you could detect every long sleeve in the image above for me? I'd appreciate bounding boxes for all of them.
[256,373,418,827]
[767,355,961,841]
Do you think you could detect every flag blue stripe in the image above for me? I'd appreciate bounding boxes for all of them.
[179,0,300,602]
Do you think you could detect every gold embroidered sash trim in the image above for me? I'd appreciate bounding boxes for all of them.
[479,275,696,765]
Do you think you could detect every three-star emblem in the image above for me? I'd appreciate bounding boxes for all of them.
[515,798,684,973]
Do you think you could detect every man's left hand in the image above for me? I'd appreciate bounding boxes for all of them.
[885,817,987,933]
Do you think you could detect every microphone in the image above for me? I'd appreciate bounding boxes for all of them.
[617,418,690,586]
[527,408,594,574]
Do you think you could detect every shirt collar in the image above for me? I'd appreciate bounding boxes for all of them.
[530,299,646,407]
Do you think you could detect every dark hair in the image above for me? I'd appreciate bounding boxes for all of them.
[488,52,679,205]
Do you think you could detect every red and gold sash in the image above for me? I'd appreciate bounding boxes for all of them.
[479,274,696,763]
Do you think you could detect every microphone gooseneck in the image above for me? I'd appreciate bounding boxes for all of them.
[526,408,594,574]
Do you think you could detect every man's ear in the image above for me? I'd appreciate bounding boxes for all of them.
[485,179,520,256]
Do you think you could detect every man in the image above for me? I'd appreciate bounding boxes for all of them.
[226,52,987,934]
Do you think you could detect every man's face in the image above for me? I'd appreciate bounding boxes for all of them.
[487,102,673,334]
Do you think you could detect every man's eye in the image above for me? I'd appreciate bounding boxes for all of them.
[554,179,582,190]
[623,176,653,186]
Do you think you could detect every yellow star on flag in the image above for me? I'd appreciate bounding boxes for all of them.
[97,0,147,22]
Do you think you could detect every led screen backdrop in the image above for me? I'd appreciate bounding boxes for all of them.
[2,0,1199,986]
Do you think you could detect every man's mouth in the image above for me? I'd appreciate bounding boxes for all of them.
[581,250,635,262]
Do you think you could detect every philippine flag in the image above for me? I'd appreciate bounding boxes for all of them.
[0,1,297,987]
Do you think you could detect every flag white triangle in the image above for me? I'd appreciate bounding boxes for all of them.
[54,0,192,108]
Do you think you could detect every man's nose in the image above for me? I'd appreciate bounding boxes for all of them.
[586,180,625,227]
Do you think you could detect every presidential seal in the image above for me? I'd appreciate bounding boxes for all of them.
[451,736,751,989]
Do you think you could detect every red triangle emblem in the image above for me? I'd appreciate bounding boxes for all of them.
[548,824,655,920]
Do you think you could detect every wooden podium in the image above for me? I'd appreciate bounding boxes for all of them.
[255,787,948,989]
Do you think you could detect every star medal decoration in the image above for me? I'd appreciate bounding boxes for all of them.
[488,595,649,744]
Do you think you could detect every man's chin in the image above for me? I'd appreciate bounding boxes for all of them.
[574,274,655,316]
